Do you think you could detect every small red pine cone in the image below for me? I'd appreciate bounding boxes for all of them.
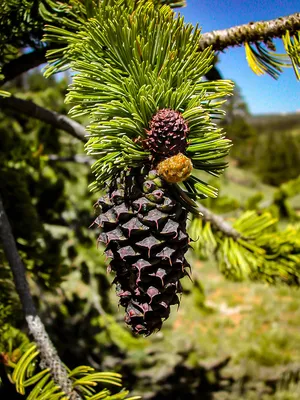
[145,109,189,159]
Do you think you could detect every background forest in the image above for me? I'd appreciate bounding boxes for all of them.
[1,1,300,400]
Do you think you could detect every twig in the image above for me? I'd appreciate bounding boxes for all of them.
[0,96,88,143]
[199,12,300,52]
[0,194,82,399]
[197,203,240,240]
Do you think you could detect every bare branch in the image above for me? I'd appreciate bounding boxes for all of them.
[199,12,300,52]
[0,194,81,399]
[1,48,47,85]
[0,96,88,143]
[197,203,240,240]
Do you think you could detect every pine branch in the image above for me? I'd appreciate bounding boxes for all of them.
[190,210,300,285]
[0,48,48,85]
[1,7,298,84]
[43,0,233,196]
[0,96,88,143]
[197,203,240,239]
[0,194,82,399]
[199,12,300,51]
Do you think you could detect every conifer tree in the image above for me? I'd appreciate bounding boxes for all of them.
[1,1,300,398]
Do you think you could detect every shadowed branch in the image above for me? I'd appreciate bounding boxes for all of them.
[1,48,48,85]
[0,194,82,399]
[0,96,88,143]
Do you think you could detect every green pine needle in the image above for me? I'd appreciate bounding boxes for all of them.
[6,342,139,400]
[189,211,300,285]
[43,0,233,201]
[245,32,300,80]
[245,42,289,79]
[283,31,300,80]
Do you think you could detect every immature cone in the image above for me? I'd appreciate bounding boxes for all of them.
[157,153,193,183]
[146,109,189,159]
[95,167,190,335]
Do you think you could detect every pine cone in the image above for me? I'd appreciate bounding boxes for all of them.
[157,153,193,183]
[94,167,190,336]
[145,109,189,160]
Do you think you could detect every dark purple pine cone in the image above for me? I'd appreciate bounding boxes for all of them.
[145,109,189,160]
[94,167,190,336]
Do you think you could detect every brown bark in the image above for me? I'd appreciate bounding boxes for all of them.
[199,12,300,52]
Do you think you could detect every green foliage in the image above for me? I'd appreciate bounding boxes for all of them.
[255,131,300,186]
[272,175,300,220]
[0,74,79,288]
[245,31,300,80]
[95,314,147,352]
[42,0,233,208]
[40,0,187,76]
[0,247,28,367]
[245,41,290,79]
[1,343,140,399]
[202,194,240,214]
[283,31,300,79]
[0,0,44,64]
[0,267,25,354]
[250,112,300,135]
[220,84,257,167]
[189,210,300,285]
[0,69,146,397]
[245,191,264,210]
[0,88,11,97]
[168,263,300,398]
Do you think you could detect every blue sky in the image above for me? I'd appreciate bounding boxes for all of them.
[177,0,300,115]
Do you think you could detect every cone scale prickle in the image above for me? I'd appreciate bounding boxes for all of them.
[95,110,192,336]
